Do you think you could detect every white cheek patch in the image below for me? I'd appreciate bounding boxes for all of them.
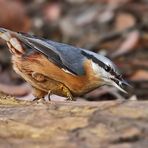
[91,61,127,93]
[92,61,99,73]
[91,61,109,78]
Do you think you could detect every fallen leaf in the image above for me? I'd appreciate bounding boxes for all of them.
[111,30,140,58]
[115,12,136,32]
[130,70,148,81]
[0,83,31,96]
[44,3,61,22]
[0,0,31,32]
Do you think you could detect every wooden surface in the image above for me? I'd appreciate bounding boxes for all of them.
[0,94,148,148]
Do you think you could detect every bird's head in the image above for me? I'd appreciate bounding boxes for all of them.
[88,53,130,93]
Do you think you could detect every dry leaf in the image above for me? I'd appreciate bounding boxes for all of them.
[111,30,140,58]
[131,70,148,81]
[115,12,136,32]
[0,0,31,32]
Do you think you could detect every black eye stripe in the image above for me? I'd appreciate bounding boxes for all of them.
[82,50,107,70]
[81,50,121,78]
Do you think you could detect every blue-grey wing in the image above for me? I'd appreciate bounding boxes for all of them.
[16,33,86,75]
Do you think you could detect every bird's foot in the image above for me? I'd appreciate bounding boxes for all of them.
[59,84,76,101]
[47,90,51,101]
[32,97,46,104]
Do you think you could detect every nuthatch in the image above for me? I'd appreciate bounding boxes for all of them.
[0,27,130,101]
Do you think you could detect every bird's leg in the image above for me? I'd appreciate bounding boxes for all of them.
[32,72,50,101]
[32,97,40,101]
[32,87,46,101]
[59,84,75,101]
[47,90,52,101]
[32,72,75,101]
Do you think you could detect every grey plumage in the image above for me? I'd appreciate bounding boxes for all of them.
[16,32,121,77]
[17,33,86,75]
[0,27,120,77]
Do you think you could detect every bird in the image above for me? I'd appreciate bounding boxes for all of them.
[0,27,130,101]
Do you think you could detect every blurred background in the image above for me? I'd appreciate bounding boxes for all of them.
[0,0,147,101]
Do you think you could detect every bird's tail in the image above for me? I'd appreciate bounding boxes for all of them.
[0,28,12,41]
[0,27,25,55]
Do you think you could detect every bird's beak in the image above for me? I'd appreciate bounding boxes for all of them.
[111,78,132,94]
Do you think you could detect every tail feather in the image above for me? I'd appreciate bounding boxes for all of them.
[0,27,25,55]
[0,27,9,33]
[0,28,12,41]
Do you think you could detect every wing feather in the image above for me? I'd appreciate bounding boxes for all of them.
[16,33,86,75]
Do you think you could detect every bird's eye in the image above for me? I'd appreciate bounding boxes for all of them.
[105,66,111,72]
